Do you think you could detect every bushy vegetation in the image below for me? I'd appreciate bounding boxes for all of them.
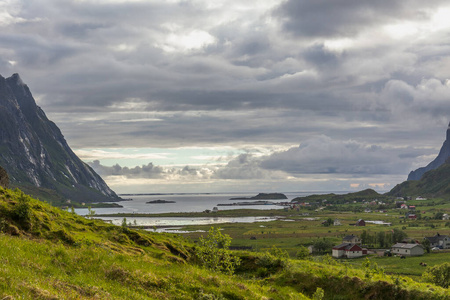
[196,227,241,275]
[422,262,450,288]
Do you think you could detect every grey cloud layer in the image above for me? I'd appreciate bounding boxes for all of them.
[3,0,450,187]
[276,0,444,37]
[89,135,431,182]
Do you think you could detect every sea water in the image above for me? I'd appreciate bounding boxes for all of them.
[75,191,341,227]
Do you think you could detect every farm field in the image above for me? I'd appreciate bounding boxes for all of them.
[176,199,450,278]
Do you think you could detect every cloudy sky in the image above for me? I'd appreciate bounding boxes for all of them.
[2,0,450,194]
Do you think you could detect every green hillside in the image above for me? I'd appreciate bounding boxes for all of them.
[0,187,449,299]
[292,188,386,204]
[388,160,450,199]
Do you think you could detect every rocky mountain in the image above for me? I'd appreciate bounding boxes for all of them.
[407,122,450,181]
[388,158,450,198]
[0,73,120,204]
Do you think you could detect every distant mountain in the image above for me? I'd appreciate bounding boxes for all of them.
[229,193,288,200]
[0,73,120,204]
[291,189,384,204]
[407,122,450,181]
[388,158,450,198]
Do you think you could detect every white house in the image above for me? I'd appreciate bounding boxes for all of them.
[391,243,424,256]
[332,243,366,258]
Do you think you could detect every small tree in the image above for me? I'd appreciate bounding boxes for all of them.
[196,227,240,275]
[296,246,310,259]
[422,238,431,253]
[313,238,333,254]
[87,206,95,219]
[391,228,407,243]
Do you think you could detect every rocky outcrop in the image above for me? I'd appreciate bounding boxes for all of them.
[0,166,9,188]
[408,122,450,181]
[0,73,120,203]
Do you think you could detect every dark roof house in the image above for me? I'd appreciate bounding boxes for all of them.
[424,234,450,249]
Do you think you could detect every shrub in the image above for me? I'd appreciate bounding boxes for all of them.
[11,193,32,229]
[312,287,324,300]
[422,262,450,288]
[196,227,240,275]
[256,246,290,277]
[296,246,310,259]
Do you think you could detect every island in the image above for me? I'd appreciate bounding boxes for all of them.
[146,200,176,204]
[229,193,287,200]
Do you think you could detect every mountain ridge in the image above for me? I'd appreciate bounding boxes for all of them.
[408,122,450,181]
[0,73,120,204]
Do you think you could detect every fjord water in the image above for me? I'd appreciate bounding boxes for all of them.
[75,191,339,227]
[76,192,324,215]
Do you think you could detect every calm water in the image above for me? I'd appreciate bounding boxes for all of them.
[75,191,343,227]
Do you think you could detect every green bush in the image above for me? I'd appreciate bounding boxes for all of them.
[422,262,450,288]
[296,246,310,259]
[11,193,32,229]
[196,227,240,275]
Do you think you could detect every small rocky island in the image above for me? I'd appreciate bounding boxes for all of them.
[229,193,287,200]
[146,200,176,204]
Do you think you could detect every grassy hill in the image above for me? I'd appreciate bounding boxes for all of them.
[388,160,450,199]
[0,187,449,299]
[292,189,386,205]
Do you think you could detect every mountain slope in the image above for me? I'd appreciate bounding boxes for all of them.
[389,159,450,198]
[408,123,450,181]
[0,73,119,204]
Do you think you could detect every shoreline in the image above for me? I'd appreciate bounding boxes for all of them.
[93,208,289,218]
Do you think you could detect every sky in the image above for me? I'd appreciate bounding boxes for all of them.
[2,0,450,194]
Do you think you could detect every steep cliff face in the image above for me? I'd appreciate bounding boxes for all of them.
[407,123,450,181]
[0,73,120,203]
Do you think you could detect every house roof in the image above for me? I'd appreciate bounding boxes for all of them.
[333,243,352,250]
[333,243,363,251]
[425,234,449,244]
[391,243,423,249]
[343,235,358,241]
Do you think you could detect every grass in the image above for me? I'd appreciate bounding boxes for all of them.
[340,251,450,277]
[1,187,450,299]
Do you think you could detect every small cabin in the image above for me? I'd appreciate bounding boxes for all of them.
[356,219,366,226]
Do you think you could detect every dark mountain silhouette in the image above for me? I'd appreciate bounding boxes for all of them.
[388,158,450,198]
[0,73,120,204]
[407,122,450,181]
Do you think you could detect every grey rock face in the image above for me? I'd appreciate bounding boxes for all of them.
[407,123,450,181]
[0,73,120,202]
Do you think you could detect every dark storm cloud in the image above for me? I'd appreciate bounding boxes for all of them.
[275,0,443,38]
[259,135,429,175]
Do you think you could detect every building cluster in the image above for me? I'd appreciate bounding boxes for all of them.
[331,233,450,259]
